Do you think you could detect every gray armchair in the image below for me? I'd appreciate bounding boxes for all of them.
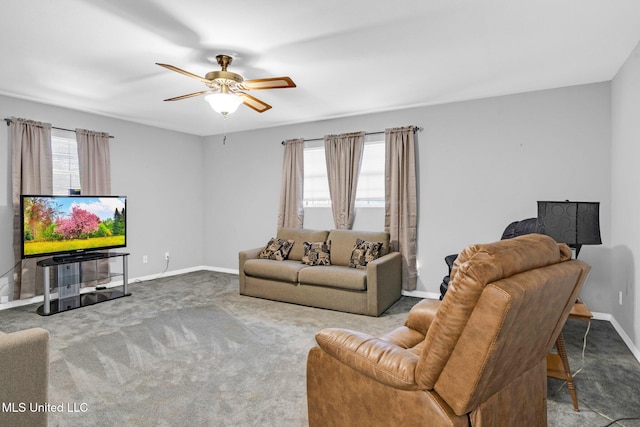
[0,328,49,427]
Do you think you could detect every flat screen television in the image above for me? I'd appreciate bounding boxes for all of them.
[21,195,127,260]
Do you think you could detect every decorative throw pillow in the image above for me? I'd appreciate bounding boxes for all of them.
[259,238,295,261]
[301,241,332,266]
[349,239,383,269]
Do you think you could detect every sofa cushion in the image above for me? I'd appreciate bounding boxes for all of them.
[277,228,330,261]
[259,238,295,261]
[327,229,390,266]
[301,241,332,266]
[243,259,308,283]
[349,239,383,269]
[299,265,367,291]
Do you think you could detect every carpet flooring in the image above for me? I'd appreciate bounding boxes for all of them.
[0,270,639,426]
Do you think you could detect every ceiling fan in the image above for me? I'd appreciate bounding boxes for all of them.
[156,54,296,115]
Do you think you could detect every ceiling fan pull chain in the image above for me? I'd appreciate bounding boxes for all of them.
[222,115,227,145]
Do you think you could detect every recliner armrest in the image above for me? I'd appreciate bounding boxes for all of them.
[314,328,420,390]
[405,298,441,336]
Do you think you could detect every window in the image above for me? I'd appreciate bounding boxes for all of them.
[354,140,385,207]
[51,131,81,195]
[303,139,385,208]
[303,143,330,207]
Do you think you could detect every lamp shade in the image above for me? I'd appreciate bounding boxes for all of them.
[536,201,602,245]
[205,93,243,115]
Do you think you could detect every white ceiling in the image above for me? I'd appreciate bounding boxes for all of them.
[2,0,640,136]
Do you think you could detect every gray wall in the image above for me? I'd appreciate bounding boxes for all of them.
[203,82,612,309]
[0,94,205,297]
[612,39,640,350]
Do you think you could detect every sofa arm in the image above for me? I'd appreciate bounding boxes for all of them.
[314,328,420,391]
[238,246,265,292]
[0,328,49,427]
[366,251,402,316]
[240,246,264,262]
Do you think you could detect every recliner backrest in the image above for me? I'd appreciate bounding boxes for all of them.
[415,234,575,393]
[435,259,588,415]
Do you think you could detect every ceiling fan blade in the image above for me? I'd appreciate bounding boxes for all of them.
[237,93,272,113]
[163,90,216,102]
[156,63,211,84]
[240,77,296,90]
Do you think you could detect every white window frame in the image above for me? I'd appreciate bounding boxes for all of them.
[51,130,81,196]
[354,139,385,208]
[303,140,330,207]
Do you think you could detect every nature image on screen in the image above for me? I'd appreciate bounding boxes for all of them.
[22,196,126,257]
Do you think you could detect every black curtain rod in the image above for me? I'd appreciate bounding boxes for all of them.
[4,118,115,139]
[281,126,421,145]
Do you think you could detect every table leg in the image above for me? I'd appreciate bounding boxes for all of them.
[555,332,579,411]
[43,266,50,315]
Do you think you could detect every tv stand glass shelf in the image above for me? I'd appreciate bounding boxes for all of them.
[36,252,130,315]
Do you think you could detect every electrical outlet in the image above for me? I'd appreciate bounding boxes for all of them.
[165,252,170,260]
[143,255,148,264]
[619,291,623,306]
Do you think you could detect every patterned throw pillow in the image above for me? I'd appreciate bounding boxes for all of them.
[301,241,332,266]
[349,239,383,269]
[259,238,295,261]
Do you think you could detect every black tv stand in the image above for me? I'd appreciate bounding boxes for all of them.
[36,252,130,315]
[52,251,109,263]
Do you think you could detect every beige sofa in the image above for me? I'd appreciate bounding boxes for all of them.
[0,328,49,427]
[239,228,402,316]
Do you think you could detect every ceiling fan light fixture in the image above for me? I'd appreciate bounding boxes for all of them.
[157,54,295,114]
[205,92,243,116]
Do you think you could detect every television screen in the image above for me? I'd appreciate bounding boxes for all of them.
[21,195,127,259]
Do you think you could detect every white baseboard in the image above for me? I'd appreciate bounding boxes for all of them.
[199,266,240,275]
[131,265,209,283]
[0,294,43,310]
[401,289,440,300]
[591,311,640,364]
[591,311,611,322]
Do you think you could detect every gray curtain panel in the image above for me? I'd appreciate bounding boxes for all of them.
[76,128,112,287]
[385,126,418,290]
[76,128,111,195]
[11,118,53,299]
[277,138,304,229]
[324,131,365,230]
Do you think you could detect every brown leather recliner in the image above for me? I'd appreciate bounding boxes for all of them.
[306,234,590,427]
